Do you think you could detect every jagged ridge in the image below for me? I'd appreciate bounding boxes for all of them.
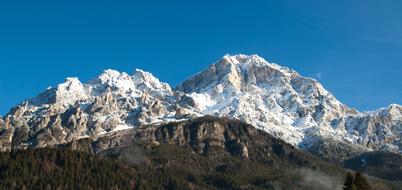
[1,54,401,161]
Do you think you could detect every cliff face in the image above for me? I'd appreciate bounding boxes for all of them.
[68,116,324,166]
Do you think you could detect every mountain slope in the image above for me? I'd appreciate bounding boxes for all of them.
[0,69,198,151]
[176,54,402,157]
[344,151,402,181]
[1,54,401,162]
[3,117,399,190]
[177,54,354,146]
[68,116,398,189]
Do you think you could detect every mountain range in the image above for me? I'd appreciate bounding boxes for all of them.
[1,54,401,163]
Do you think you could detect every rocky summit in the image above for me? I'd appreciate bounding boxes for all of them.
[1,54,401,162]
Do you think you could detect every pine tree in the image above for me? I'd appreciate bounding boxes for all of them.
[344,171,371,190]
[354,172,370,190]
[343,171,372,190]
[343,172,356,190]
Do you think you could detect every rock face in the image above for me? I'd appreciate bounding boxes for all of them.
[177,54,354,146]
[0,69,198,151]
[176,54,402,157]
[1,54,401,161]
[69,117,304,164]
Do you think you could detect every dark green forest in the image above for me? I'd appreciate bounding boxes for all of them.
[0,146,307,190]
[0,148,139,190]
[0,148,206,190]
[0,146,382,190]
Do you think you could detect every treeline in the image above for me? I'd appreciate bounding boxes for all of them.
[343,171,371,190]
[0,148,137,189]
[0,144,384,190]
[0,148,188,190]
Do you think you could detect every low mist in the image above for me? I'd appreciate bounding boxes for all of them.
[296,168,344,190]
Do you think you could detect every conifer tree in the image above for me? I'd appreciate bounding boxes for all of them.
[344,171,371,190]
[354,172,370,190]
[343,172,356,190]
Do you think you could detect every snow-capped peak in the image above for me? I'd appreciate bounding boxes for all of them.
[133,69,172,94]
[99,69,125,80]
[177,54,351,145]
[55,77,87,105]
[28,77,87,107]
[221,54,295,77]
[87,69,134,95]
[366,104,402,119]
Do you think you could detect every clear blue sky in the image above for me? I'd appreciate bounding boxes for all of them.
[1,0,401,115]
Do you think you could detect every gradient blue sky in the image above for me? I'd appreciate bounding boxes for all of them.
[1,0,401,114]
